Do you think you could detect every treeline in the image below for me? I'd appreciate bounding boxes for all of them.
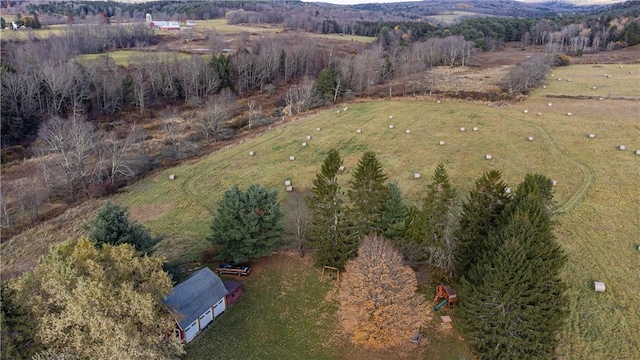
[304,150,567,358]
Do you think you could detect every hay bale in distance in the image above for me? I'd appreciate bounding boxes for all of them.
[356,129,362,134]
[485,154,492,160]
[523,109,529,114]
[552,180,558,186]
[343,107,348,111]
[169,174,176,180]
[317,127,321,131]
[389,124,394,129]
[505,187,511,194]
[249,151,255,156]
[414,173,421,179]
[542,86,547,89]
[306,135,312,140]
[339,165,345,172]
[589,133,596,138]
[405,129,411,134]
[618,145,626,151]
[437,100,441,104]
[547,103,552,107]
[593,281,606,292]
[389,115,393,120]
[289,156,295,161]
[635,150,640,155]
[473,127,478,131]
[567,78,572,82]
[286,185,293,192]
[528,136,534,141]
[537,112,542,116]
[302,142,307,147]
[557,78,562,81]
[592,86,597,90]
[439,140,445,146]
[460,127,466,132]
[567,112,573,116]
[284,180,292,186]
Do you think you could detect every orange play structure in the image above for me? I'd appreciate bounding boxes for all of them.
[433,284,458,309]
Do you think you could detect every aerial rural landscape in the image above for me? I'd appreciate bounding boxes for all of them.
[1,0,639,359]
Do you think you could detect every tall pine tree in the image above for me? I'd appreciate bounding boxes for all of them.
[380,181,408,240]
[460,174,567,360]
[403,163,458,281]
[347,151,388,238]
[306,149,352,270]
[455,170,511,279]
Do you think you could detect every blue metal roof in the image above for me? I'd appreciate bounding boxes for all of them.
[163,267,228,329]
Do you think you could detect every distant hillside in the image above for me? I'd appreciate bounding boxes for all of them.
[515,0,627,5]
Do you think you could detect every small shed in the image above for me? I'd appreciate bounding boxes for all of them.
[164,268,228,343]
[224,280,243,306]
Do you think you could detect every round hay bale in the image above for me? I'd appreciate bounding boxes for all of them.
[607,75,612,78]
[505,187,511,194]
[337,110,340,114]
[405,129,411,134]
[169,174,176,180]
[289,156,295,161]
[473,127,478,132]
[249,151,255,156]
[485,154,492,160]
[542,86,547,89]
[588,133,596,138]
[356,129,362,134]
[567,78,572,82]
[635,150,640,155]
[339,165,345,172]
[524,109,529,114]
[547,103,552,107]
[414,173,421,179]
[344,107,349,111]
[567,112,573,116]
[537,112,542,116]
[284,180,292,186]
[437,100,441,104]
[389,124,394,129]
[302,142,307,147]
[552,180,558,186]
[599,97,604,101]
[557,78,562,81]
[528,136,534,141]
[306,135,312,140]
[618,145,626,151]
[630,71,634,74]
[317,127,321,131]
[592,86,597,90]
[286,185,293,192]
[593,281,606,292]
[439,140,445,146]
[460,127,466,132]
[389,115,393,120]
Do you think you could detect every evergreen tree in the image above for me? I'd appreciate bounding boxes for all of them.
[1,283,37,359]
[210,54,234,92]
[455,170,510,279]
[32,14,41,29]
[88,202,158,254]
[347,151,388,238]
[1,17,6,30]
[460,174,567,360]
[380,181,408,240]
[306,149,352,270]
[403,163,458,281]
[14,13,22,27]
[208,184,283,264]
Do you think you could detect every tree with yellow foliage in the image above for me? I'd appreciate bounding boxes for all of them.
[339,235,430,349]
[9,237,183,359]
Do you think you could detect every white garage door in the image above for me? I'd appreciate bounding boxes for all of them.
[213,297,226,317]
[199,308,213,330]
[184,320,199,343]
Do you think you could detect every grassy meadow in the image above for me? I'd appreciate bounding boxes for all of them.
[309,33,377,43]
[76,50,197,66]
[115,63,640,359]
[193,19,283,34]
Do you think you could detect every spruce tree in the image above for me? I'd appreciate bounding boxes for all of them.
[380,181,408,240]
[306,149,352,269]
[208,184,283,264]
[88,202,158,254]
[403,163,458,280]
[455,170,510,279]
[460,174,567,360]
[347,151,388,238]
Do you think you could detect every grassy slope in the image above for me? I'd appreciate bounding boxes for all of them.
[117,64,639,359]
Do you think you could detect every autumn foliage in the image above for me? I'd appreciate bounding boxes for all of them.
[339,235,430,349]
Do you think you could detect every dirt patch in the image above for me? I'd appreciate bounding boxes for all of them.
[128,203,175,224]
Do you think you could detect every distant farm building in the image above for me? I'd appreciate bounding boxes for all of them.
[146,13,180,31]
[163,268,229,343]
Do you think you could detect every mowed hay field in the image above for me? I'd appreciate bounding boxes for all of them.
[193,19,283,34]
[116,63,640,359]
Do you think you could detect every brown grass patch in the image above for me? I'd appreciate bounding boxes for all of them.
[128,203,174,223]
